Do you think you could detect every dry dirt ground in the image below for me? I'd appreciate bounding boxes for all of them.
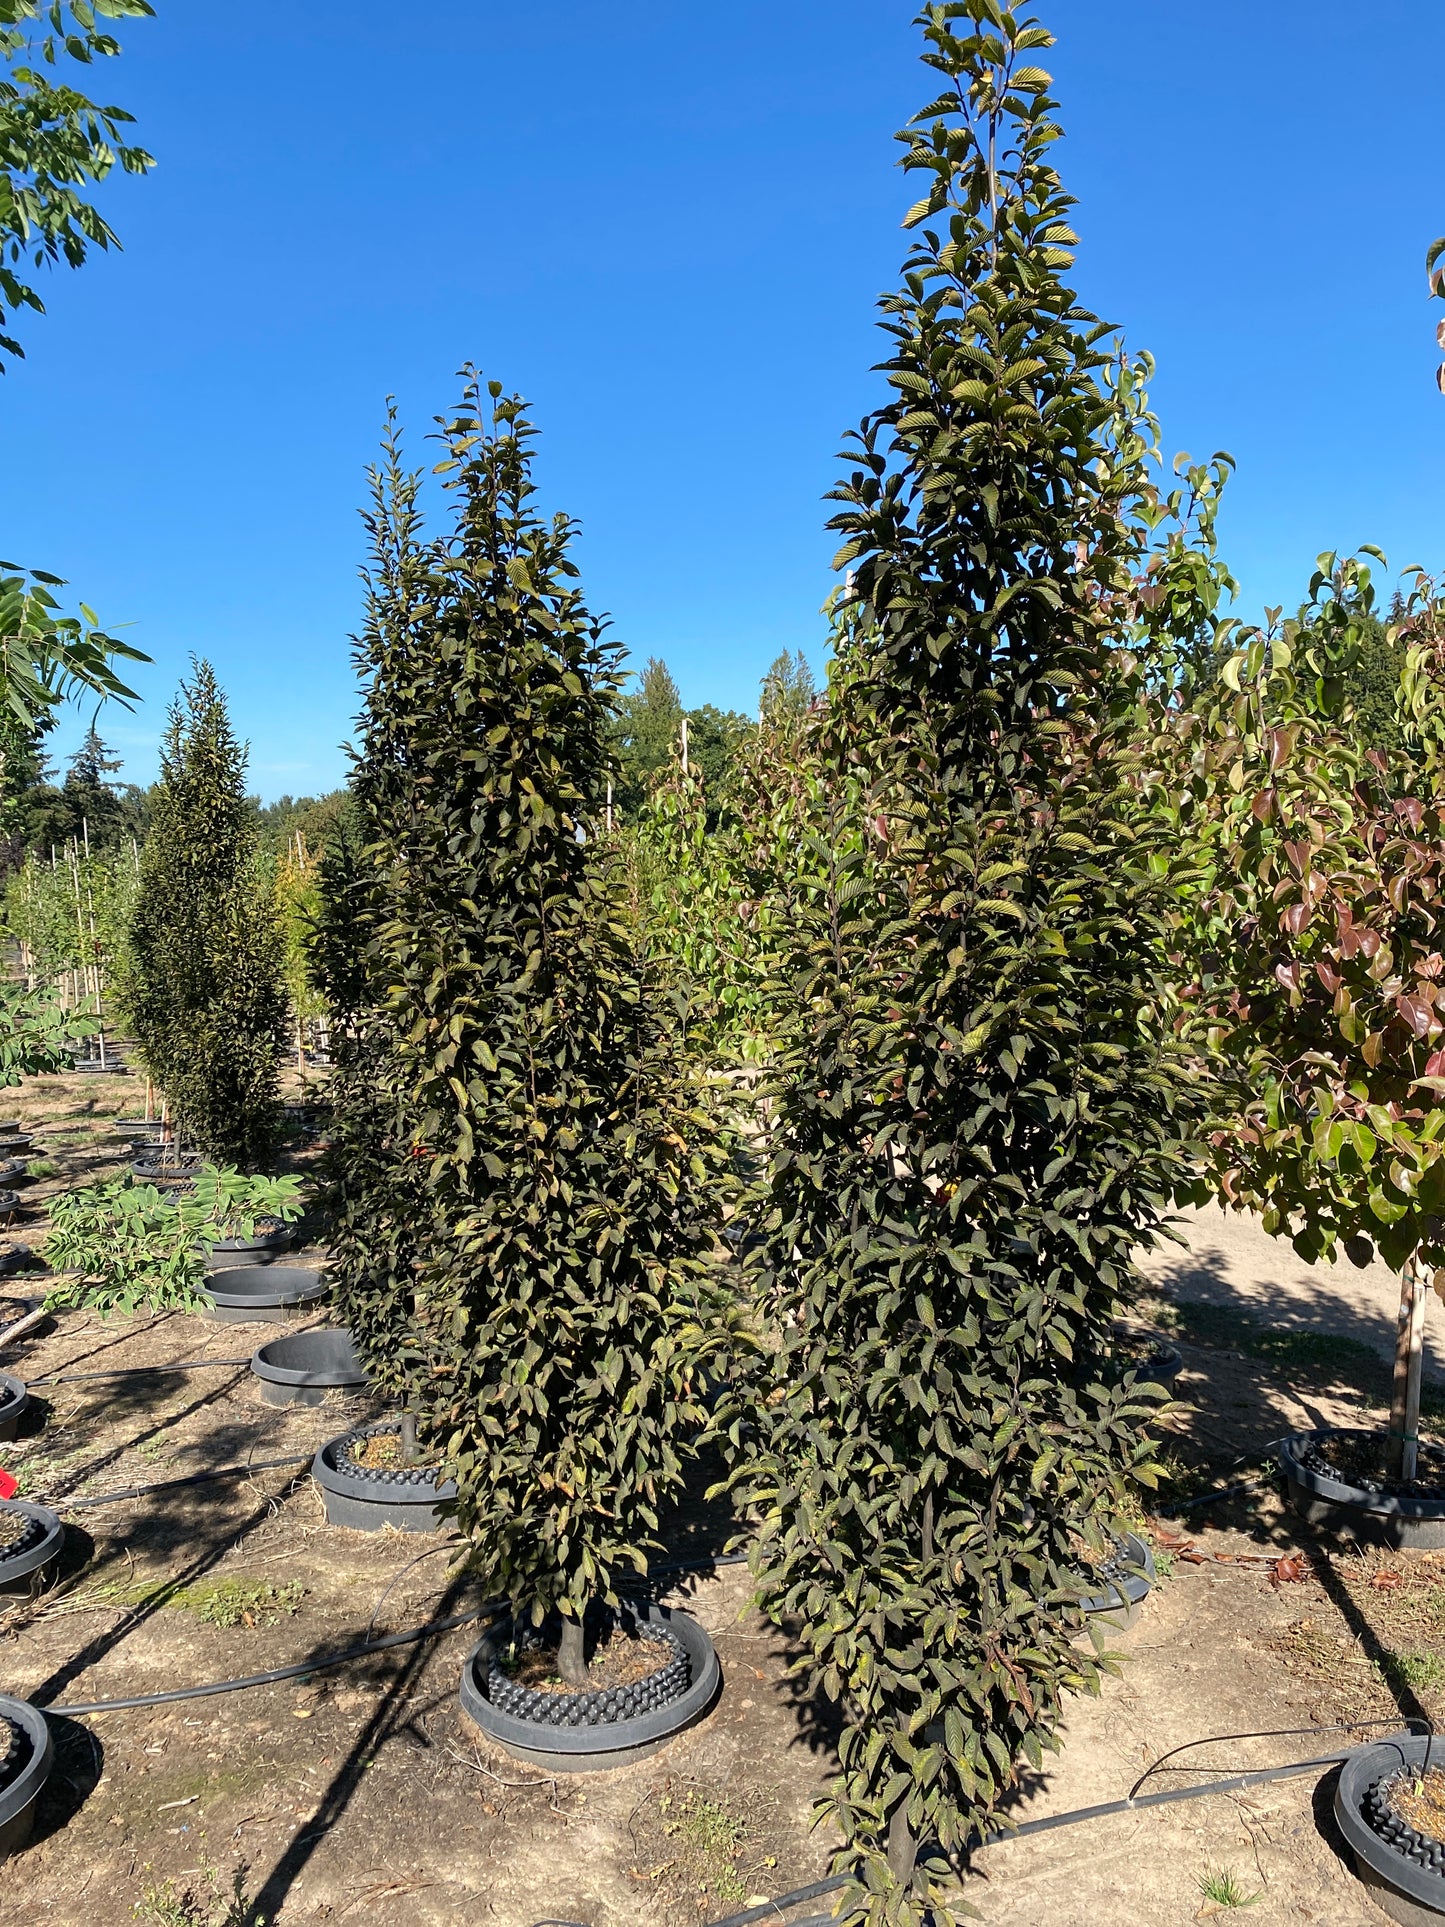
[1,1072,1444,1925]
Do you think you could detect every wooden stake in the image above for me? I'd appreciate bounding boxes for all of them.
[1389,1255,1428,1482]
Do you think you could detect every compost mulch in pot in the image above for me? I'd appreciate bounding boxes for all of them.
[1386,1765,1445,1844]
[1308,1429,1445,1499]
[346,1431,438,1473]
[0,1509,35,1554]
[502,1626,675,1696]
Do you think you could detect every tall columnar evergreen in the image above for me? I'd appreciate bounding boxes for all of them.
[722,9,1203,1920]
[317,378,729,1669]
[124,662,286,1167]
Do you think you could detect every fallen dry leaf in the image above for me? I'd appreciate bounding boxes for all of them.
[1270,1554,1308,1588]
[1371,1571,1405,1590]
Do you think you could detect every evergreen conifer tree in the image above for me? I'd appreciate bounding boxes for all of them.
[722,9,1204,1920]
[124,661,286,1167]
[317,378,729,1674]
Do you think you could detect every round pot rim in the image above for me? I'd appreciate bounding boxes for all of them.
[252,1327,366,1390]
[459,1601,720,1758]
[0,1373,26,1421]
[312,1426,457,1505]
[0,1501,64,1586]
[1078,1529,1155,1615]
[1335,1732,1445,1911]
[1279,1428,1445,1521]
[204,1225,293,1254]
[0,1694,53,1832]
[202,1266,329,1311]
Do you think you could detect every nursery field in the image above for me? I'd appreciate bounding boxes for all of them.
[0,1073,1443,1923]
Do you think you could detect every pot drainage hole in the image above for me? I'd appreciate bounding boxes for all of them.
[488,1621,690,1726]
[1367,1765,1445,1874]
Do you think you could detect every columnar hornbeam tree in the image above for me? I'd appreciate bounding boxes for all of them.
[316,378,730,1677]
[721,8,1204,1920]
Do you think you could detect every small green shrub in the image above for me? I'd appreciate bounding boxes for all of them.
[44,1166,304,1314]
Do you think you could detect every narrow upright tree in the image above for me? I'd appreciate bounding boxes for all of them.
[724,8,1203,1921]
[317,378,729,1675]
[124,661,286,1167]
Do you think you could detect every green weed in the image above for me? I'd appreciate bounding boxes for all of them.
[132,1850,260,1925]
[1383,1650,1445,1694]
[662,1788,748,1906]
[1197,1864,1262,1908]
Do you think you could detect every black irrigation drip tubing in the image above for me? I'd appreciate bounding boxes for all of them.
[536,1718,1434,1927]
[27,1356,252,1386]
[52,1450,313,1511]
[41,1598,509,1716]
[1126,1715,1430,1800]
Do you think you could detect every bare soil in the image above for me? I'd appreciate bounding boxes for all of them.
[0,1072,1443,1923]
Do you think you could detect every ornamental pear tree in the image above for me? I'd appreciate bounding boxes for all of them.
[1174,556,1445,1480]
[719,8,1207,1920]
[123,661,287,1167]
[316,379,731,1680]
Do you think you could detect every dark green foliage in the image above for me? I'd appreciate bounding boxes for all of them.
[252,787,357,859]
[12,724,150,853]
[609,655,752,818]
[720,9,1202,1921]
[317,377,731,1634]
[123,662,287,1168]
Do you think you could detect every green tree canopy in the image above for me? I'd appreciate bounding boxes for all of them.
[121,661,286,1166]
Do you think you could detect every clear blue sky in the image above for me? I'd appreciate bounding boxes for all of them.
[3,2,1442,800]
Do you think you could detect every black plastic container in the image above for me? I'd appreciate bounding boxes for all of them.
[252,1327,367,1406]
[200,1224,295,1270]
[0,1372,29,1443]
[1077,1531,1156,1633]
[0,1501,63,1594]
[459,1602,720,1771]
[201,1265,329,1325]
[1335,1733,1445,1924]
[0,1695,53,1860]
[312,1420,456,1531]
[1279,1429,1445,1549]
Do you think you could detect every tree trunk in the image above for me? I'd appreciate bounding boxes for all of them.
[886,1798,916,1884]
[1388,1255,1427,1482]
[557,1613,589,1688]
[399,1412,418,1464]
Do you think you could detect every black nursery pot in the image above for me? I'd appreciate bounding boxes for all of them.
[201,1265,329,1325]
[0,1372,29,1443]
[200,1223,294,1270]
[459,1601,721,1772]
[1279,1429,1445,1549]
[0,1696,53,1860]
[1077,1531,1156,1633]
[312,1420,457,1532]
[0,1501,64,1595]
[252,1327,367,1406]
[1336,1733,1445,1924]
[130,1152,202,1187]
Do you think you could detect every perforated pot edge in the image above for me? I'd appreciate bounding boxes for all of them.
[1335,1734,1445,1918]
[459,1602,720,1763]
[0,1695,53,1844]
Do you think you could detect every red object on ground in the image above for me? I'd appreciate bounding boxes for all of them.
[0,1468,16,1500]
